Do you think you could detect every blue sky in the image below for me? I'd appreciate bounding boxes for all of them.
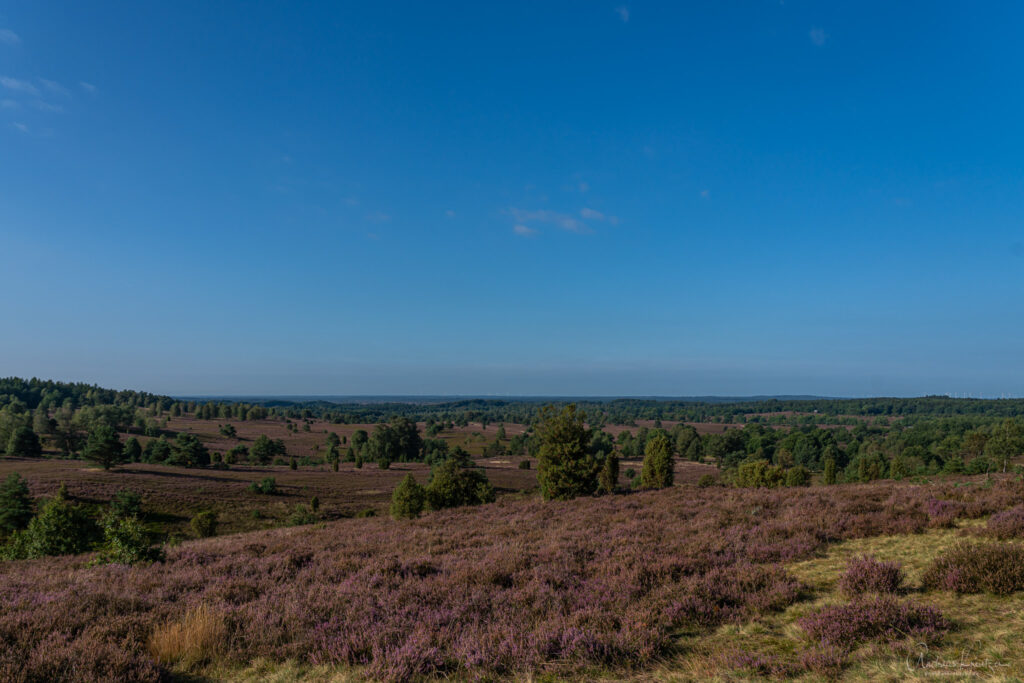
[1,2,1023,397]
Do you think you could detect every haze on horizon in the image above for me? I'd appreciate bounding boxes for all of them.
[2,3,1022,398]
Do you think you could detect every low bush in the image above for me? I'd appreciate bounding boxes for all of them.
[926,498,962,528]
[287,504,318,527]
[94,514,165,565]
[247,477,278,495]
[426,459,495,511]
[518,459,531,470]
[984,505,1024,539]
[697,473,716,488]
[839,555,904,596]
[921,541,1024,594]
[109,489,143,518]
[798,596,950,648]
[190,511,218,539]
[785,466,811,487]
[0,496,100,560]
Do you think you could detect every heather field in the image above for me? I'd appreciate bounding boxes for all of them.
[4,475,1024,681]
[0,457,716,536]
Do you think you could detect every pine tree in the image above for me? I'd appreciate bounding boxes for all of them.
[83,425,124,471]
[6,426,42,458]
[640,433,674,489]
[597,453,619,494]
[390,474,426,519]
[535,404,599,501]
[823,457,836,485]
[0,473,33,533]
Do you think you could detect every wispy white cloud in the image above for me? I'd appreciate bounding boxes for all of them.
[615,6,630,22]
[1,76,39,96]
[513,224,537,237]
[580,207,619,225]
[79,81,97,93]
[11,122,28,133]
[0,29,20,46]
[508,208,588,233]
[366,211,391,223]
[578,181,589,193]
[700,189,709,199]
[809,27,827,47]
[0,98,18,109]
[39,79,70,97]
[32,100,63,113]
[445,209,456,218]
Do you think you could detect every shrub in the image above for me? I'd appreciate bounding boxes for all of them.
[921,542,1024,595]
[697,473,716,488]
[148,604,227,666]
[224,445,248,465]
[923,500,959,529]
[984,505,1024,539]
[785,466,811,487]
[109,489,143,518]
[799,645,846,678]
[170,433,210,467]
[518,459,531,470]
[0,472,33,533]
[839,555,904,596]
[0,496,100,560]
[798,596,950,648]
[287,504,318,526]
[735,460,785,488]
[391,474,426,519]
[94,514,164,565]
[640,434,674,489]
[310,496,320,512]
[247,477,278,495]
[190,511,218,538]
[426,459,495,510]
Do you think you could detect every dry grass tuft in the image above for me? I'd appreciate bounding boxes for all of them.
[147,604,227,667]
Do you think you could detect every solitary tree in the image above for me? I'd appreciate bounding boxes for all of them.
[83,425,124,471]
[640,433,674,489]
[535,404,599,501]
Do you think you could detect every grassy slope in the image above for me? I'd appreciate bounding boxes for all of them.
[649,520,1024,682]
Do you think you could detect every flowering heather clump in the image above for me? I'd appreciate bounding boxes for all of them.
[729,650,800,678]
[838,555,904,596]
[921,541,1024,595]
[926,498,962,528]
[0,478,1020,682]
[798,644,847,678]
[798,596,950,649]
[984,505,1024,539]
